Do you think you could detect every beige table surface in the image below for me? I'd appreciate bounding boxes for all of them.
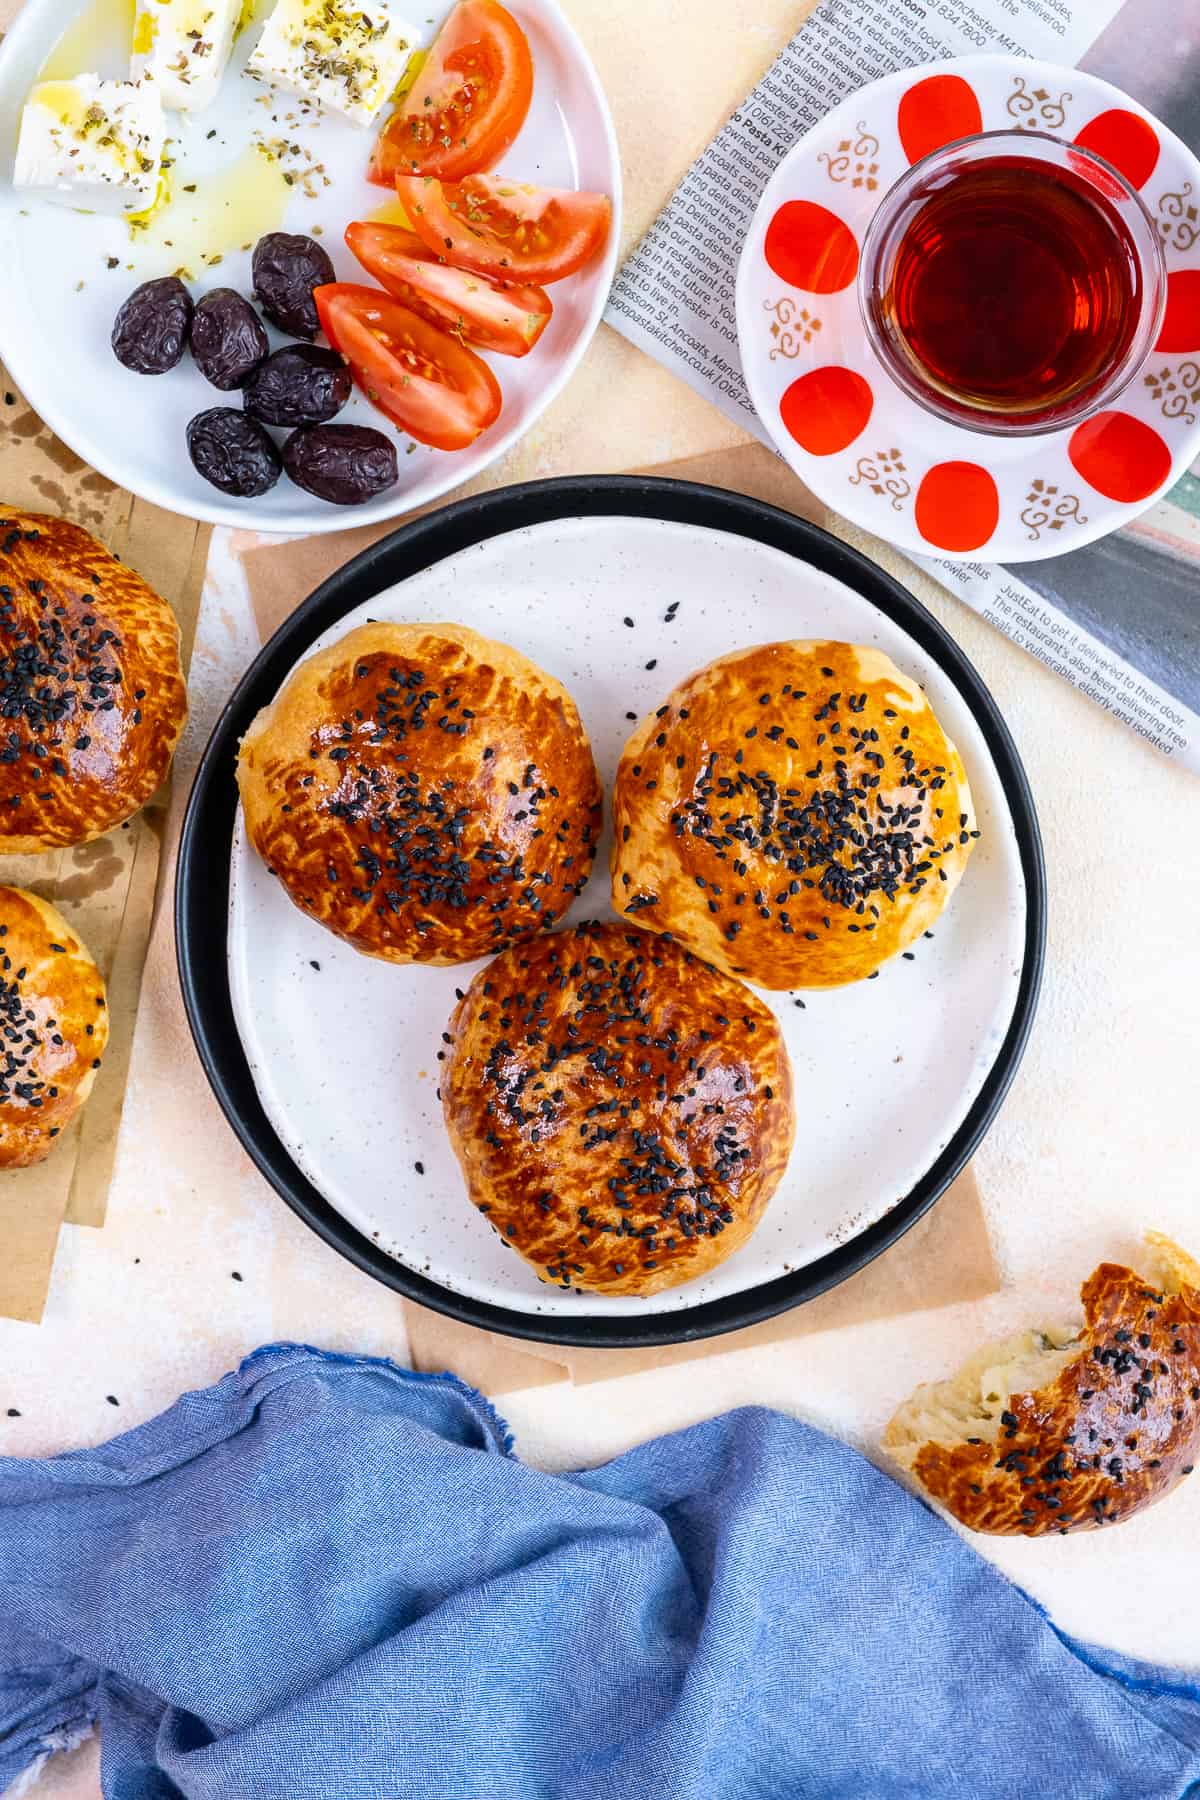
[4,0,1200,1792]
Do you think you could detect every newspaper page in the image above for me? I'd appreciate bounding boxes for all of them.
[606,0,1200,770]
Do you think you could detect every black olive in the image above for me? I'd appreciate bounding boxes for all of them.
[112,276,193,374]
[251,232,335,339]
[282,424,398,505]
[190,288,270,390]
[187,408,281,498]
[242,345,351,427]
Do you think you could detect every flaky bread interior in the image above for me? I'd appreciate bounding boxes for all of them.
[885,1325,1081,1472]
[1146,1231,1200,1296]
[885,1233,1198,1473]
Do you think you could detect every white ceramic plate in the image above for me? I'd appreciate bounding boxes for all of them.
[0,0,620,531]
[737,55,1200,563]
[223,508,1032,1319]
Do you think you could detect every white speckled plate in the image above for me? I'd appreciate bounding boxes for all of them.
[0,0,620,532]
[180,480,1044,1344]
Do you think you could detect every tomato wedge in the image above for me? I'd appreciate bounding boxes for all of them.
[314,284,502,452]
[345,220,552,357]
[395,175,612,284]
[369,0,533,186]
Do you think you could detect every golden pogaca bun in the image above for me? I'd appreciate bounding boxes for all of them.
[0,885,109,1168]
[885,1235,1200,1536]
[237,622,603,965]
[0,507,187,853]
[442,921,796,1297]
[610,641,977,989]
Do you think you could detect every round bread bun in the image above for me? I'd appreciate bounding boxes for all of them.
[884,1234,1200,1535]
[237,622,603,965]
[610,641,977,989]
[0,885,109,1168]
[442,921,796,1297]
[0,507,188,854]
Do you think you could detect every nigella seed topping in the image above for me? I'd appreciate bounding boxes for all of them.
[0,569,126,825]
[616,647,977,970]
[245,633,603,964]
[444,924,790,1294]
[0,963,49,1112]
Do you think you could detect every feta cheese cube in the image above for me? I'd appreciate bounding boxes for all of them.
[131,0,242,113]
[13,76,165,216]
[249,0,420,126]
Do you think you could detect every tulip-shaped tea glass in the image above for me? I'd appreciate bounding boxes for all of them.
[859,129,1166,435]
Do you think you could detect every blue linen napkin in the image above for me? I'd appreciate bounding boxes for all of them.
[2,1344,1199,1800]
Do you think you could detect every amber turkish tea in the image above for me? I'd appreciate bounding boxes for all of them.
[861,133,1165,435]
[887,156,1141,414]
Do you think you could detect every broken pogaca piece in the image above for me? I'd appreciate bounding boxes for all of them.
[885,1234,1200,1535]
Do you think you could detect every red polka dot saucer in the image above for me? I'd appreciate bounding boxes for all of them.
[736,55,1200,563]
